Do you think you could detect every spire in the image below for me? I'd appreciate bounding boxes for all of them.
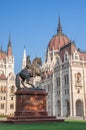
[0,43,3,52]
[7,34,12,56]
[8,34,11,47]
[57,16,62,34]
[22,46,27,69]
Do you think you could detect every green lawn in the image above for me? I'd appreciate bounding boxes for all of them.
[0,120,86,130]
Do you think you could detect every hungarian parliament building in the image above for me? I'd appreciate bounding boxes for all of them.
[0,17,86,118]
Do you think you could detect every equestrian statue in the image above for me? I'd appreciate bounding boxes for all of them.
[16,55,42,90]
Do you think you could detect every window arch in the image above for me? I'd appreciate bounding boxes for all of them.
[56,77,60,87]
[64,74,69,85]
[76,99,83,116]
[3,96,5,100]
[11,86,15,93]
[73,50,79,60]
[64,51,68,62]
[1,86,4,93]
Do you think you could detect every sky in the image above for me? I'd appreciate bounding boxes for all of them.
[0,0,86,73]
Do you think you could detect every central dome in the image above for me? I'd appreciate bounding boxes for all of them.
[48,17,70,51]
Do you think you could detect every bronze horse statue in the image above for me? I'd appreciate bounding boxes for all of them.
[16,56,42,89]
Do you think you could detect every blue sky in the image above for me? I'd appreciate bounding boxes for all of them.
[0,0,86,73]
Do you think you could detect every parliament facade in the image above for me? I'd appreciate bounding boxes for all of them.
[40,17,86,118]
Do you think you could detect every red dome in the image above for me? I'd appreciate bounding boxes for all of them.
[48,33,70,51]
[48,17,71,51]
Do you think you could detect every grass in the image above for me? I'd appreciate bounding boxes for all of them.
[0,120,86,130]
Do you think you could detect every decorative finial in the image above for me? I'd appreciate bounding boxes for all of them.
[57,16,62,34]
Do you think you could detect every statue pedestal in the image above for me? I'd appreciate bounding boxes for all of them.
[15,89,48,117]
[5,88,64,124]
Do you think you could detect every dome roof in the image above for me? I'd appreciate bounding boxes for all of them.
[48,17,71,51]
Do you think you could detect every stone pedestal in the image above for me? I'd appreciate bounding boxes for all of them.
[4,88,64,124]
[15,89,48,117]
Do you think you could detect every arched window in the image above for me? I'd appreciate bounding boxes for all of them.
[75,54,78,60]
[64,52,68,62]
[3,96,5,100]
[1,86,4,93]
[64,74,69,85]
[1,104,4,109]
[10,104,14,109]
[76,100,83,116]
[74,52,79,60]
[11,86,15,93]
[56,77,60,87]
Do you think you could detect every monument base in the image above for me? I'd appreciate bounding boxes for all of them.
[0,88,64,124]
[15,88,48,117]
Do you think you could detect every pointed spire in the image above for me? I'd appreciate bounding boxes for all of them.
[7,34,12,56]
[22,46,27,69]
[8,34,11,48]
[0,43,3,52]
[57,16,62,34]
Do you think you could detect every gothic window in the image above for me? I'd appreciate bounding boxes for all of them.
[11,86,15,93]
[1,104,4,109]
[65,89,69,95]
[75,55,78,60]
[73,51,79,61]
[74,52,79,60]
[3,96,5,100]
[67,74,69,84]
[11,97,13,100]
[64,52,68,62]
[64,75,66,85]
[56,77,60,87]
[1,86,4,93]
[10,104,14,109]
[64,74,69,85]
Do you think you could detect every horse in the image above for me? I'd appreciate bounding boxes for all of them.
[16,57,42,89]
